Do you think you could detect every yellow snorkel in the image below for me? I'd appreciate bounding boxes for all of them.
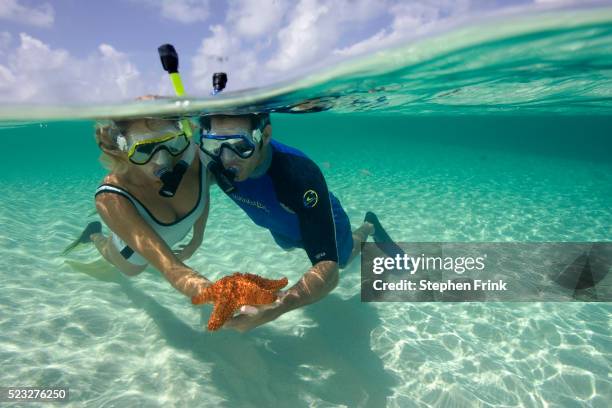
[153,43,195,197]
[158,44,192,138]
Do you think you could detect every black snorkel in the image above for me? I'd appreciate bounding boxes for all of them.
[157,43,194,198]
[203,71,237,194]
[207,158,236,193]
[155,162,190,198]
[212,72,227,95]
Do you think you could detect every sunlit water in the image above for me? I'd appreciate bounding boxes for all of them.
[1,7,611,408]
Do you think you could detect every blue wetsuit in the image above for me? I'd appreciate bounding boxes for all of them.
[226,140,353,267]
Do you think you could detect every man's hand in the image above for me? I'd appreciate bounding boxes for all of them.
[223,292,289,332]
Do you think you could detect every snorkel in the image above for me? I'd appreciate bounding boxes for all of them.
[202,72,238,194]
[156,43,195,198]
[211,72,227,95]
[207,154,237,193]
[205,71,238,193]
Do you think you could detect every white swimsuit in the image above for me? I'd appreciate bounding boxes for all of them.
[95,153,208,266]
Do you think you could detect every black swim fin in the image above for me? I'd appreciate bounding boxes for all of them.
[554,243,611,300]
[554,252,594,290]
[364,212,405,258]
[62,221,102,255]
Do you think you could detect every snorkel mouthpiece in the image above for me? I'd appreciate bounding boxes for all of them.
[155,143,195,198]
[207,159,236,193]
[156,161,189,198]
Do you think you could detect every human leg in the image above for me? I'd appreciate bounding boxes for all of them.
[345,222,375,266]
[90,233,146,276]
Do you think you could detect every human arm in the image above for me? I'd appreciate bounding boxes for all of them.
[277,156,342,308]
[224,157,341,331]
[96,192,210,297]
[280,260,339,309]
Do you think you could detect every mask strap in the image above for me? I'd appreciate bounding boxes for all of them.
[251,129,262,144]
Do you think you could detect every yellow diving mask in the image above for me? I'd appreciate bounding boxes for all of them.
[118,128,191,165]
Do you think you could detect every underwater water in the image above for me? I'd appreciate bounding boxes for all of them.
[1,7,612,408]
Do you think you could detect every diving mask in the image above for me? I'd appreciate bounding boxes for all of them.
[118,127,191,165]
[199,128,262,160]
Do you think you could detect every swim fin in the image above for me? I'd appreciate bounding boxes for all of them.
[553,243,611,299]
[62,221,102,255]
[364,212,405,257]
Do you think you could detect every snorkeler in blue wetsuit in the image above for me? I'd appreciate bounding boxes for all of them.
[198,113,396,331]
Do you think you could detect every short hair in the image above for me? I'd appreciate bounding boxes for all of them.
[199,113,270,132]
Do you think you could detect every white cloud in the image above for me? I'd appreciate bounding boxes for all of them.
[161,0,210,23]
[226,0,288,38]
[266,0,336,71]
[0,63,16,96]
[333,0,392,23]
[135,0,210,23]
[13,33,68,70]
[192,0,467,90]
[333,29,389,57]
[531,0,586,8]
[335,0,472,57]
[0,33,144,103]
[265,0,388,71]
[191,25,259,92]
[333,0,584,58]
[0,31,11,54]
[190,0,293,92]
[156,73,175,96]
[93,44,142,98]
[0,0,54,27]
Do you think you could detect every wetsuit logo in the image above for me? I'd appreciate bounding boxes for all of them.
[230,193,269,213]
[303,189,319,208]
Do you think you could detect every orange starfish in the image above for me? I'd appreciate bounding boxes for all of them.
[192,272,289,331]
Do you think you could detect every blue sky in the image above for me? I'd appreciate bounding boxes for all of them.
[0,0,589,103]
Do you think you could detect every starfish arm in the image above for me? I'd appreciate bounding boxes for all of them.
[240,286,278,306]
[242,273,289,291]
[208,299,236,331]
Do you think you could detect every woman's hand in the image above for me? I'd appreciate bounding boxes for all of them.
[174,241,199,261]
